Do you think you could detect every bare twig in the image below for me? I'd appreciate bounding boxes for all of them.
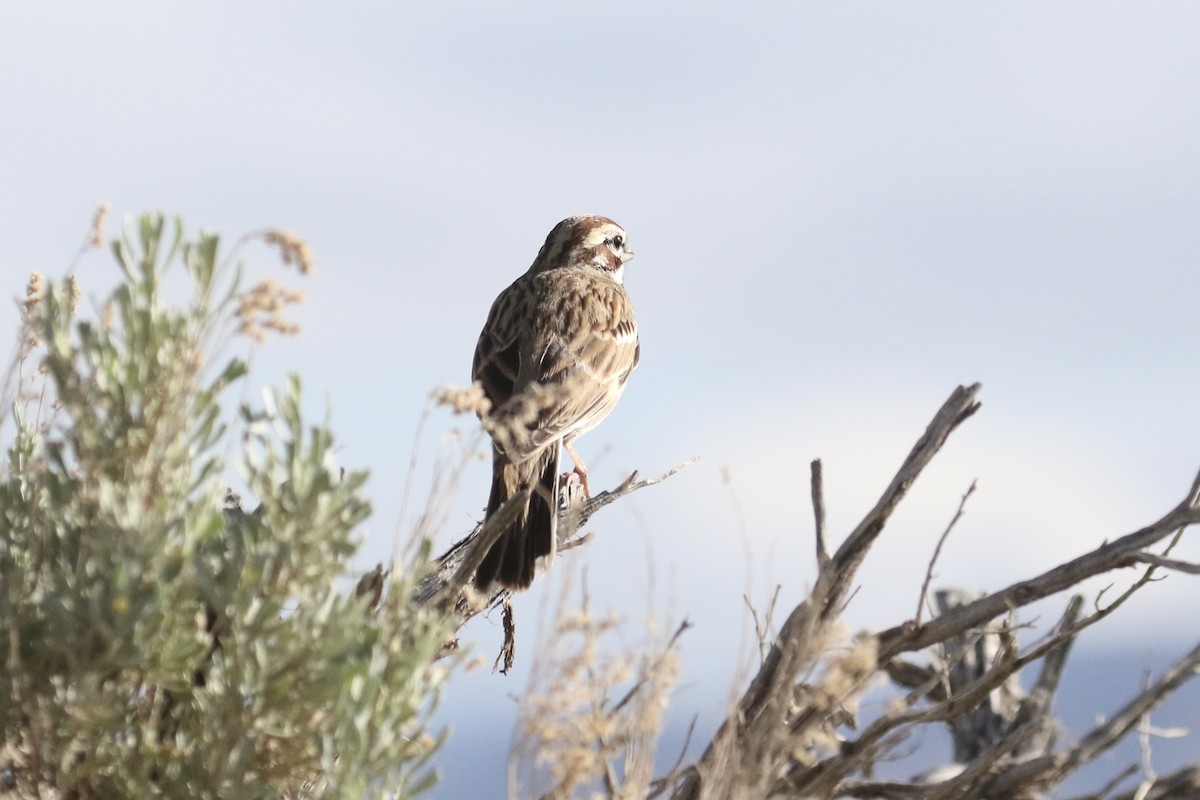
[493,594,516,674]
[1119,552,1200,574]
[1010,593,1083,737]
[611,619,692,714]
[878,471,1200,661]
[819,383,983,619]
[648,716,699,799]
[744,586,783,666]
[576,456,699,529]
[1090,763,1142,800]
[1109,766,1200,800]
[812,459,830,570]
[984,640,1200,796]
[1134,694,1158,800]
[915,481,977,625]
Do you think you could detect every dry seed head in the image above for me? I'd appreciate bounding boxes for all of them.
[517,607,681,798]
[432,383,492,417]
[812,633,878,709]
[89,202,110,248]
[238,279,279,313]
[234,278,304,341]
[66,275,81,314]
[237,321,267,344]
[267,314,301,336]
[263,229,315,275]
[842,633,878,674]
[23,272,43,315]
[183,350,203,374]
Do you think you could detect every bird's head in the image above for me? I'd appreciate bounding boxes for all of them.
[529,215,634,282]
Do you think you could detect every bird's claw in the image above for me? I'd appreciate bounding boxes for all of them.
[562,467,591,499]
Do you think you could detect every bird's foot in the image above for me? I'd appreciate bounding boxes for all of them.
[562,467,591,499]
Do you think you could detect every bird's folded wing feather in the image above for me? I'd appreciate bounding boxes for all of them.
[473,270,638,464]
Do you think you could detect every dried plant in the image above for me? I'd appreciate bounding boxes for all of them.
[658,385,1200,800]
[511,578,685,800]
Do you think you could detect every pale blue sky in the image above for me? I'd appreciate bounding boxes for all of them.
[3,3,1199,795]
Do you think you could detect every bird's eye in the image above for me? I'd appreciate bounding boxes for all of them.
[611,235,624,249]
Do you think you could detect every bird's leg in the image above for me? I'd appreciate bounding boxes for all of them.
[562,440,591,498]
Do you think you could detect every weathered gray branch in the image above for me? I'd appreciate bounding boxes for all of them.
[876,488,1200,661]
[984,639,1200,797]
[817,383,983,619]
[1064,765,1200,800]
[662,382,1200,800]
[672,384,983,800]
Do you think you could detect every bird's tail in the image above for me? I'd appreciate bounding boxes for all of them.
[474,445,560,590]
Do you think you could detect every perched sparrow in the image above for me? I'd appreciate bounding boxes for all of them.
[472,215,640,590]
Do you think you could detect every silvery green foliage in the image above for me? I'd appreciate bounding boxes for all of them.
[0,215,451,799]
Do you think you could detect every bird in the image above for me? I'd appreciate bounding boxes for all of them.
[471,215,640,590]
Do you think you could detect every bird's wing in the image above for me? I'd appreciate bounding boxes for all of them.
[476,269,638,465]
[516,270,639,454]
[472,276,531,411]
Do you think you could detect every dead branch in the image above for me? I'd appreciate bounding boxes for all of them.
[915,482,976,625]
[817,383,983,619]
[983,640,1200,797]
[812,459,830,569]
[671,384,982,800]
[1118,552,1200,574]
[1063,765,1200,800]
[411,457,697,629]
[663,383,1200,800]
[876,482,1200,661]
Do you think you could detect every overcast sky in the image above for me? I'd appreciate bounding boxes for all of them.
[3,3,1199,796]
